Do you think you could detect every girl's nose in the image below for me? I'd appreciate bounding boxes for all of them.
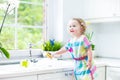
[69,27,73,30]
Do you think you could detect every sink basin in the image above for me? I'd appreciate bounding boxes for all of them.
[27,58,74,70]
[30,58,60,68]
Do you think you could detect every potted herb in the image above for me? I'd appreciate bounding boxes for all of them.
[40,39,63,58]
[41,39,63,51]
[86,32,95,51]
[86,32,96,57]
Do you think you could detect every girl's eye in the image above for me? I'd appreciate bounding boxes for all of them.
[69,26,72,28]
[73,25,76,27]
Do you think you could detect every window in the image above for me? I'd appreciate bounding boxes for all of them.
[0,0,46,50]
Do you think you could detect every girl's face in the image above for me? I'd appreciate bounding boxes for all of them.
[67,20,82,37]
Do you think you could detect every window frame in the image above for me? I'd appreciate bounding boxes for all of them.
[0,0,47,61]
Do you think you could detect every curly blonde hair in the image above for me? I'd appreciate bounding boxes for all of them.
[72,18,86,34]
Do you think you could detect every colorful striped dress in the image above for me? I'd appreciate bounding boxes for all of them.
[65,35,96,80]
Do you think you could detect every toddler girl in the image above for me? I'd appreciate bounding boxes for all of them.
[50,18,96,80]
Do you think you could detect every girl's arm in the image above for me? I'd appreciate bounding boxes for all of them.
[87,46,93,69]
[52,47,68,57]
[83,36,93,68]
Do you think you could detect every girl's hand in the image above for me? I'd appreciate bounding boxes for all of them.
[46,52,53,59]
[46,52,57,59]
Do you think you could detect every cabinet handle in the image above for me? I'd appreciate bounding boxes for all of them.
[65,73,68,76]
[69,72,73,76]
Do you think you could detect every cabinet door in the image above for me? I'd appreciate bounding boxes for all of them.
[38,71,75,80]
[0,75,37,80]
[95,66,105,80]
[106,67,120,80]
[114,0,120,16]
[83,0,116,19]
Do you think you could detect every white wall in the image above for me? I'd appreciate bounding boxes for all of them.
[47,0,63,41]
[47,0,120,58]
[47,0,84,42]
[62,0,84,42]
[90,22,120,58]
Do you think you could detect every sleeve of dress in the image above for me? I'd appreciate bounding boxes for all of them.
[64,40,71,50]
[64,40,73,52]
[83,36,91,49]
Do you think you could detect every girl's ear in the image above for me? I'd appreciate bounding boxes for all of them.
[80,26,85,34]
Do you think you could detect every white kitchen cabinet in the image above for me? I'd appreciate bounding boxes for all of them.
[38,70,75,80]
[95,66,106,80]
[114,0,120,16]
[106,67,120,80]
[82,0,118,19]
[0,75,37,80]
[38,66,106,80]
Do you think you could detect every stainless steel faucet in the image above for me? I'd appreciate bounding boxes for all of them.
[28,43,38,63]
[29,43,32,58]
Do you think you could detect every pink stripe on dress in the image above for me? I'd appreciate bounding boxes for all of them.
[69,47,73,52]
[90,66,97,80]
[84,37,90,47]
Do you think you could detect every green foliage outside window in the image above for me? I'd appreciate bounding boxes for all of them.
[0,0,44,50]
[18,1,44,26]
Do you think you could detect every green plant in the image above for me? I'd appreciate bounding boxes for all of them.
[86,32,95,50]
[0,3,10,59]
[91,44,95,51]
[0,42,10,59]
[41,39,63,51]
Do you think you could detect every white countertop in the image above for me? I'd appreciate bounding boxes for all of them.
[0,58,120,79]
[0,58,74,79]
[95,58,120,67]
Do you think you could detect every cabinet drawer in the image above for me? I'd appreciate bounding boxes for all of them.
[0,75,37,80]
[38,71,75,80]
[95,67,105,80]
[107,67,120,80]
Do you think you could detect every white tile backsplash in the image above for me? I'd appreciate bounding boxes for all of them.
[90,22,120,58]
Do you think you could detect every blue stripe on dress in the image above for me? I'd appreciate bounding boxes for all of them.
[68,43,73,47]
[70,52,74,59]
[74,42,79,46]
[73,42,82,47]
[75,69,91,75]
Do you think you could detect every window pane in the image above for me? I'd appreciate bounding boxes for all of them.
[0,1,15,50]
[0,0,15,24]
[18,1,44,26]
[17,27,43,49]
[0,27,14,50]
[21,0,43,3]
[16,0,44,49]
[0,0,44,50]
